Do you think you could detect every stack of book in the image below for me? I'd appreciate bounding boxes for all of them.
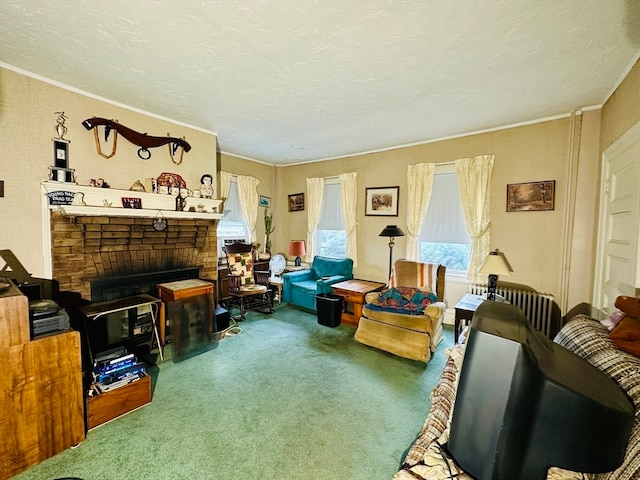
[91,347,147,394]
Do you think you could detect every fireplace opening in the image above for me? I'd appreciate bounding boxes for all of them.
[91,267,200,303]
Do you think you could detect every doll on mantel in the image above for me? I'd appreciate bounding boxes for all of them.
[200,174,214,198]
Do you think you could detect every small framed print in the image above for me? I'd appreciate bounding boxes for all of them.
[122,197,142,209]
[53,140,69,168]
[507,180,555,212]
[288,193,304,212]
[365,186,399,216]
[259,195,271,208]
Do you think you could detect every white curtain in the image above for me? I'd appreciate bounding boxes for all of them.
[305,177,324,261]
[455,154,495,283]
[236,174,261,244]
[339,172,358,266]
[219,171,233,204]
[406,163,436,261]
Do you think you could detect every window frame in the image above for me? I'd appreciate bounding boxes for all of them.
[418,165,471,275]
[314,179,347,259]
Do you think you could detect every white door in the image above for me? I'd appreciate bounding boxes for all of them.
[594,121,640,316]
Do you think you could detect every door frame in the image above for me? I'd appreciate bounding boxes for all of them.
[593,120,640,316]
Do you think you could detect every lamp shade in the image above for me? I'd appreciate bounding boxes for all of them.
[477,249,513,276]
[289,240,306,257]
[379,225,405,238]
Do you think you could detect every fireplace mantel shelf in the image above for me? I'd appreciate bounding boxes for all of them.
[42,181,223,220]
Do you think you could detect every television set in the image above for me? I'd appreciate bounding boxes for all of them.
[448,301,634,480]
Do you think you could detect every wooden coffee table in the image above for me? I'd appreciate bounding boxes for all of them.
[331,279,386,326]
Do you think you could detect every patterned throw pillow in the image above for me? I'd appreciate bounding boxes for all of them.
[227,252,254,286]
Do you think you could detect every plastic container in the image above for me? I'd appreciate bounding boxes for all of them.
[315,294,343,327]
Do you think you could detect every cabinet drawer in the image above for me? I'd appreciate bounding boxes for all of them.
[334,290,363,304]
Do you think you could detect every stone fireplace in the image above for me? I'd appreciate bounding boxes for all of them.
[49,211,219,300]
[41,181,223,305]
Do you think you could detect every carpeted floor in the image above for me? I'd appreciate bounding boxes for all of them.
[12,305,453,480]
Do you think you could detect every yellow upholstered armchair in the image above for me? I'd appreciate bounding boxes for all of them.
[354,260,446,363]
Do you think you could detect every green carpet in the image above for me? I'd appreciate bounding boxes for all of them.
[13,305,453,480]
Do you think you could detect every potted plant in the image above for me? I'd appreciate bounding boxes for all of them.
[262,208,275,259]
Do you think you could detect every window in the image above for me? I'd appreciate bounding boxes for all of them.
[419,169,471,273]
[315,182,347,258]
[217,181,249,256]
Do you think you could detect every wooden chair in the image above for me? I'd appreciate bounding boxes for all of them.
[223,242,273,321]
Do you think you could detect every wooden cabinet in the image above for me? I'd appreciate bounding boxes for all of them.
[157,279,214,360]
[0,280,84,480]
[86,374,151,430]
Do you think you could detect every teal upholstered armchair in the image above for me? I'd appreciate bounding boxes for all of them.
[282,256,354,311]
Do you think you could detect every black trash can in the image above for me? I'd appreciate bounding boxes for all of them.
[213,306,230,340]
[315,294,343,327]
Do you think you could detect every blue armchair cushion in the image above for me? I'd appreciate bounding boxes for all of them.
[283,256,354,311]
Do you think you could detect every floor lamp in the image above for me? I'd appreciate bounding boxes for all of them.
[379,225,405,280]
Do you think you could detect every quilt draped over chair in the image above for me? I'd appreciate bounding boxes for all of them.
[223,242,273,320]
[355,260,446,363]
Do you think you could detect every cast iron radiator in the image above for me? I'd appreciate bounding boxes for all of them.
[469,285,560,338]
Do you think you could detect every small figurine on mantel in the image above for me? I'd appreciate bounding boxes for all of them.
[50,111,76,182]
[129,180,146,192]
[90,178,110,188]
[200,174,214,198]
[54,111,68,141]
[175,191,186,211]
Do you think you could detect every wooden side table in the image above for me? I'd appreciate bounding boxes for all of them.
[156,279,214,360]
[331,279,386,326]
[454,293,483,343]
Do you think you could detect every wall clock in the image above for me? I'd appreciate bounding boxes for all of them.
[153,212,167,231]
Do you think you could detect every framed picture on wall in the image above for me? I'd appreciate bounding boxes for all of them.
[506,180,555,212]
[288,193,304,212]
[259,195,271,208]
[365,186,399,216]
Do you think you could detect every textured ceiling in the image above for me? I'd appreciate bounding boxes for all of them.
[1,0,639,165]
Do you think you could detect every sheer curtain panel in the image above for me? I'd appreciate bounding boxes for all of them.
[339,172,358,266]
[455,154,494,284]
[237,174,261,244]
[305,177,324,261]
[406,163,436,261]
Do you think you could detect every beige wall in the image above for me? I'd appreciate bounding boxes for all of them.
[601,60,640,151]
[3,59,638,313]
[219,113,613,312]
[0,67,218,278]
[272,118,586,308]
[265,58,639,313]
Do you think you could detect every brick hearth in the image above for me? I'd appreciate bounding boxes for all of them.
[50,212,218,299]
